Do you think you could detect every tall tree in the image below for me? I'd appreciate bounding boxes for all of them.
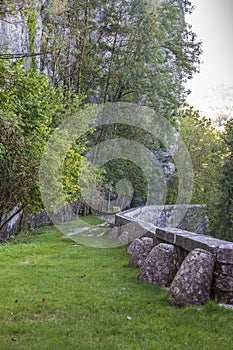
[38,0,201,121]
[0,59,87,236]
[217,119,233,241]
[178,107,223,233]
[0,0,203,229]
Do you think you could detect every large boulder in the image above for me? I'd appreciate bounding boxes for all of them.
[169,248,214,307]
[128,237,154,268]
[138,243,174,287]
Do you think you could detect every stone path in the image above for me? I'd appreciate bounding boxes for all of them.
[63,222,108,238]
[62,214,115,239]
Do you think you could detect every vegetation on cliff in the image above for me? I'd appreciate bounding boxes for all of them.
[0,0,232,241]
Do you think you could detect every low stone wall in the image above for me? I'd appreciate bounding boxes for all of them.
[155,227,233,305]
[116,207,233,306]
[115,204,209,234]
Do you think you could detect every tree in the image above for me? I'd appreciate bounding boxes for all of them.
[0,0,203,232]
[178,107,223,233]
[56,0,201,205]
[1,0,201,119]
[0,60,55,210]
[0,59,87,235]
[36,0,201,120]
[216,119,233,241]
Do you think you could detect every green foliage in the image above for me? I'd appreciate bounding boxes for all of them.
[87,123,162,206]
[216,119,233,241]
[39,0,200,206]
[62,143,102,204]
[0,59,87,220]
[178,107,223,233]
[0,0,202,235]
[0,225,232,349]
[26,9,38,71]
[102,159,148,206]
[0,0,15,15]
[39,0,201,123]
[0,60,54,213]
[62,147,84,202]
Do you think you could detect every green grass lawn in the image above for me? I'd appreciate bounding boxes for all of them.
[0,217,233,350]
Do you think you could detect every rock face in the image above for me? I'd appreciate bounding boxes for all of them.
[0,8,29,54]
[0,0,60,73]
[0,1,46,68]
[169,248,215,307]
[128,237,154,268]
[138,243,174,287]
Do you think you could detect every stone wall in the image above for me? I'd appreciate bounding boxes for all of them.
[116,207,233,305]
[115,204,209,234]
[155,227,233,305]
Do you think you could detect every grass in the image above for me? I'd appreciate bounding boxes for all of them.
[0,216,233,350]
[58,215,106,231]
[58,215,122,248]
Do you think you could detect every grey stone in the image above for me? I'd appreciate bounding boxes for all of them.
[104,227,119,239]
[138,243,174,287]
[156,228,227,257]
[155,228,172,243]
[215,291,233,305]
[169,248,214,307]
[215,276,233,292]
[177,205,209,234]
[217,243,233,264]
[127,238,140,254]
[128,238,154,268]
[118,231,130,245]
[156,228,199,247]
[115,204,209,234]
[219,264,233,277]
[0,205,24,241]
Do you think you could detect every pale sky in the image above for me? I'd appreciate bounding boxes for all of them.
[186,0,233,119]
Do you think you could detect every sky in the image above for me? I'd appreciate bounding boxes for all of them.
[185,0,233,119]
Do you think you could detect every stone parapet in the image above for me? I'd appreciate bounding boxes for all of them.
[156,228,231,259]
[118,207,233,305]
[115,204,209,234]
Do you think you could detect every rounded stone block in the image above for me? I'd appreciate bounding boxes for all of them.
[128,237,154,268]
[138,243,174,287]
[169,248,214,307]
[127,238,140,254]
